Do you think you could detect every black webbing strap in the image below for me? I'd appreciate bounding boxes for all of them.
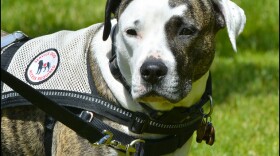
[2,89,203,135]
[1,68,104,144]
[1,40,29,98]
[44,116,56,156]
[1,41,29,69]
[1,68,199,155]
[79,109,197,156]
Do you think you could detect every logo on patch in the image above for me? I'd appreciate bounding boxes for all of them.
[25,49,60,85]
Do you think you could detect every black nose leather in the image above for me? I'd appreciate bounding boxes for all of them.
[140,60,168,84]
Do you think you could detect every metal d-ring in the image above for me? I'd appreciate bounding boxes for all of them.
[79,111,94,122]
[200,95,213,119]
[126,139,145,156]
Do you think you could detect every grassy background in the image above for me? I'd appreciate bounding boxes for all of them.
[1,0,279,155]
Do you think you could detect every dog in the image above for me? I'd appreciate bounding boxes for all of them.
[36,60,51,74]
[1,0,246,155]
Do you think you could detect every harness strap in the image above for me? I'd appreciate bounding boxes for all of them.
[0,67,202,155]
[1,69,105,143]
[1,68,201,155]
[1,35,29,97]
[2,89,204,135]
[44,116,56,156]
[78,109,197,156]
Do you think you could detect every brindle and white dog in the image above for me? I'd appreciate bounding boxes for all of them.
[1,0,246,155]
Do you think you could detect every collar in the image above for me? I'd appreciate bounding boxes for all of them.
[109,25,131,93]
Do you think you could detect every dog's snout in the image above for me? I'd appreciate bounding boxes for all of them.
[140,60,168,84]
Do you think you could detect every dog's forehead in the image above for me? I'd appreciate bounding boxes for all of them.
[120,0,187,22]
[119,0,214,27]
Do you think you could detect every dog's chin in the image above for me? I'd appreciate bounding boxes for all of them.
[132,80,193,111]
[135,90,190,111]
[137,96,181,111]
[138,96,175,110]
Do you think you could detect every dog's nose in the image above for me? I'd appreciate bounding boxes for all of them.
[140,60,168,84]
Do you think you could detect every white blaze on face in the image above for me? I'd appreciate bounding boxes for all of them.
[116,0,187,100]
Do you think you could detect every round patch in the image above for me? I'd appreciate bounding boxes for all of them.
[25,49,60,85]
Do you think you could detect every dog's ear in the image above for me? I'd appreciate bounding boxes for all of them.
[212,0,246,51]
[103,0,122,41]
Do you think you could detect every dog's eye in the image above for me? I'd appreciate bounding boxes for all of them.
[126,29,138,36]
[179,27,195,36]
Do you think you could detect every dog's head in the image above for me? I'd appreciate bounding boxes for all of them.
[103,0,245,110]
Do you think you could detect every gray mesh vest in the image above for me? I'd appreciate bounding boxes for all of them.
[1,24,103,108]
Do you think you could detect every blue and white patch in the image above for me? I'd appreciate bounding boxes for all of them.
[25,49,60,85]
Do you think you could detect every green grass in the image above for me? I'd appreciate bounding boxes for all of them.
[1,0,107,36]
[190,51,279,156]
[1,0,279,155]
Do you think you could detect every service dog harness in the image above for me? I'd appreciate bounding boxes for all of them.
[1,28,215,156]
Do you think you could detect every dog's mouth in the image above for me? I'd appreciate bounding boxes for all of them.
[137,94,186,111]
[134,82,192,111]
[138,94,175,110]
[138,90,180,103]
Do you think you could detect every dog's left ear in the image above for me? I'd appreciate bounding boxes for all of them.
[212,0,246,51]
[103,0,122,41]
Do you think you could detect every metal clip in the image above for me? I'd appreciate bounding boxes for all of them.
[197,95,215,146]
[106,139,145,156]
[200,95,213,119]
[126,139,145,156]
[92,130,145,155]
[93,130,113,146]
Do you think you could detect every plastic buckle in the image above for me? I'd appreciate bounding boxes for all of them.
[129,113,149,134]
[1,31,28,48]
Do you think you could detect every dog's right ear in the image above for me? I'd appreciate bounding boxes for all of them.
[103,0,122,41]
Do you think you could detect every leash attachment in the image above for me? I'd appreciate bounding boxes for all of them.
[93,130,145,156]
[78,110,145,155]
[196,95,215,145]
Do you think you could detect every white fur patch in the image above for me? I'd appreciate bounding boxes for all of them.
[91,20,144,112]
